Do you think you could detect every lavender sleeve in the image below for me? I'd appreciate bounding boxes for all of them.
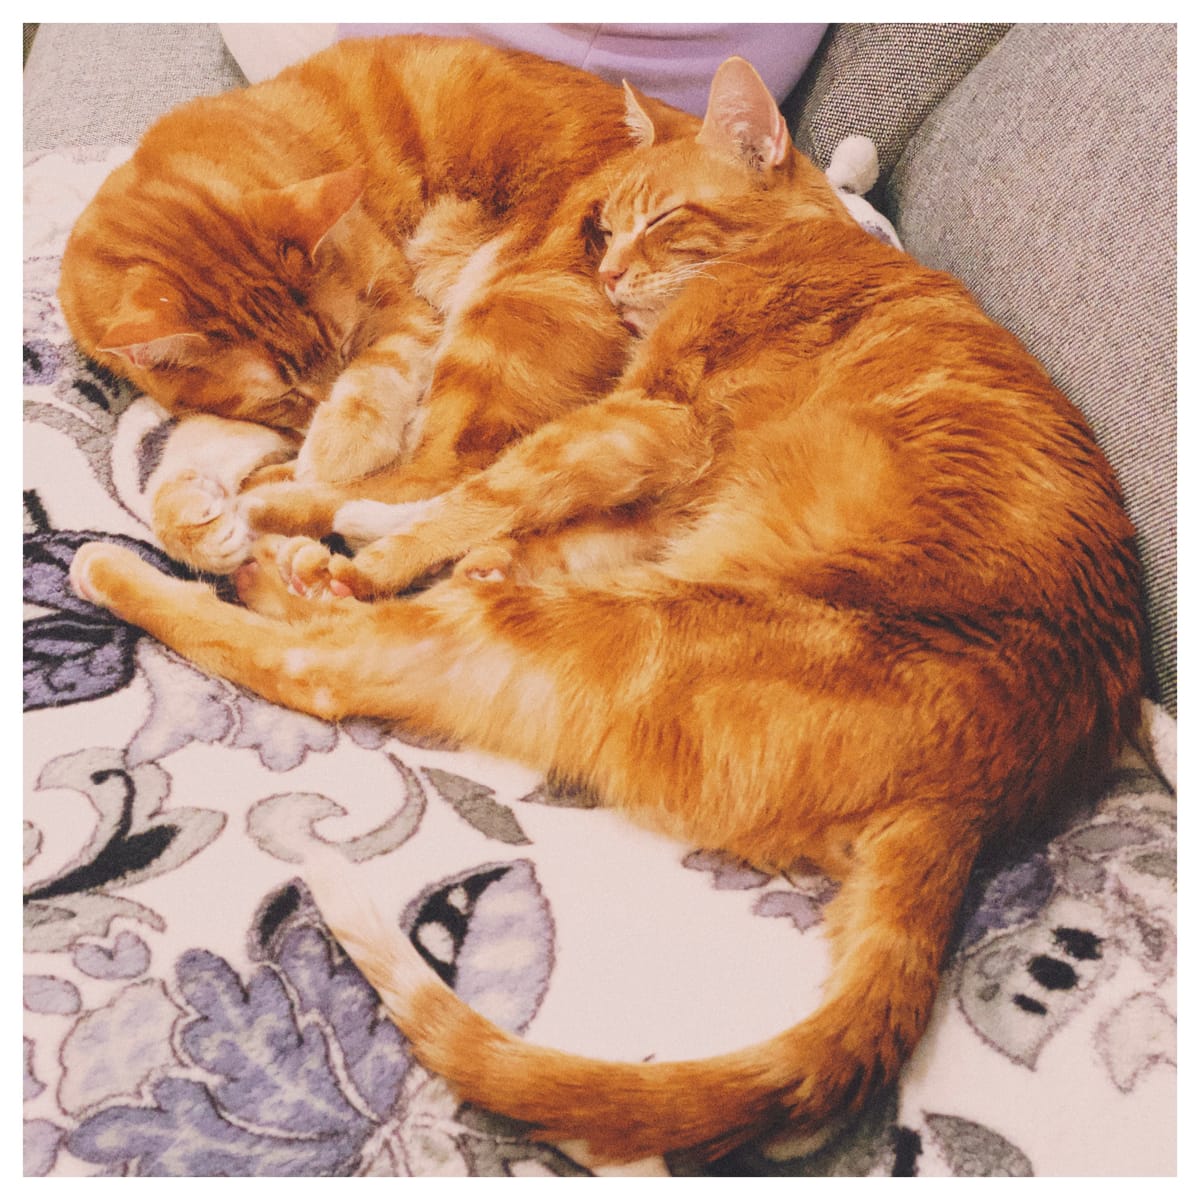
[336,23,827,115]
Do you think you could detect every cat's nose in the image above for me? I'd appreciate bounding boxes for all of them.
[598,262,626,289]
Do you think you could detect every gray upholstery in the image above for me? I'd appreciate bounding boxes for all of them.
[785,22,1011,190]
[23,23,247,153]
[888,23,1176,711]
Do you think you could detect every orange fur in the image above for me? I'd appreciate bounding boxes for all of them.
[59,36,697,568]
[67,56,1145,1162]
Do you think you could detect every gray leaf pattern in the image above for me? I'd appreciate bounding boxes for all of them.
[924,1114,1033,1177]
[422,767,530,846]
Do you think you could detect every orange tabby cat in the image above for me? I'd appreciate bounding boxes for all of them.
[68,57,1146,1162]
[58,35,697,573]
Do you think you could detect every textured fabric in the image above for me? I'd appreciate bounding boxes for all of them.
[785,23,1011,189]
[888,23,1176,713]
[334,23,827,116]
[22,23,247,153]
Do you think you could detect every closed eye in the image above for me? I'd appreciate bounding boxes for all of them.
[646,208,680,231]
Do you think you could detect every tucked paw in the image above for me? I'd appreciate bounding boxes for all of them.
[333,495,446,550]
[152,472,254,574]
[296,373,421,485]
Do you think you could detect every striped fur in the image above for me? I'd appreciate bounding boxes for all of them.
[67,57,1145,1161]
[59,36,697,566]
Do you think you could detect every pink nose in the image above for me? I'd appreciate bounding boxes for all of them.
[599,262,626,289]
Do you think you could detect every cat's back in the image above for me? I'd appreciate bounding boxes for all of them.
[59,35,637,359]
[124,36,635,214]
[660,221,1141,648]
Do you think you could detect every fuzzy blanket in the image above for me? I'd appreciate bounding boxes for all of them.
[23,146,1177,1177]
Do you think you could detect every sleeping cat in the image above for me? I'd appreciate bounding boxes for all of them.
[67,57,1145,1162]
[58,35,697,572]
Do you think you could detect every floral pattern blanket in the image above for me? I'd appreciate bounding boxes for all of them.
[23,147,1178,1178]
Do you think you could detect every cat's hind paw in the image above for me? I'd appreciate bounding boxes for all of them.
[69,541,121,607]
[283,537,355,600]
[235,535,355,617]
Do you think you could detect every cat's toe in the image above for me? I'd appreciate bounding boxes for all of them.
[454,542,515,583]
[267,536,352,601]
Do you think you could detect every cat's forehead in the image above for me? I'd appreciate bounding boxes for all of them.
[609,180,676,223]
[603,172,679,223]
[602,143,754,224]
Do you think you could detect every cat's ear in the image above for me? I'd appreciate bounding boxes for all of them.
[245,165,367,261]
[622,81,659,147]
[697,57,792,171]
[99,324,207,370]
[624,80,709,147]
[97,280,208,369]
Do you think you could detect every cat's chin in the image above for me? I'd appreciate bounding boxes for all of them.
[614,306,648,337]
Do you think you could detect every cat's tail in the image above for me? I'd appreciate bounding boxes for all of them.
[305,801,982,1163]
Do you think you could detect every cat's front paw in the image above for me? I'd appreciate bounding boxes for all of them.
[296,371,424,485]
[333,495,446,550]
[242,481,342,537]
[326,536,440,598]
[152,472,254,574]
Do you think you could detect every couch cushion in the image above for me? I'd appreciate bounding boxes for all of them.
[23,23,247,152]
[784,22,1012,191]
[888,22,1176,711]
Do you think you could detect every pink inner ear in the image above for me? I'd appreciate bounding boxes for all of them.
[98,319,207,369]
[698,56,790,168]
[622,81,658,147]
[248,165,367,259]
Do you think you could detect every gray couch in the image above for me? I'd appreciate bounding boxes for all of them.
[25,22,1175,711]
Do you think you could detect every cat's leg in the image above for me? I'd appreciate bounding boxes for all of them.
[325,390,710,596]
[295,305,439,485]
[327,255,632,511]
[68,538,567,763]
[247,247,628,540]
[70,541,392,721]
[240,295,442,541]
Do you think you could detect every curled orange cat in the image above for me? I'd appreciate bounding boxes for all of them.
[68,54,1145,1162]
[58,35,696,571]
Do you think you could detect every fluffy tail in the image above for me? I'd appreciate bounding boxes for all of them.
[306,804,981,1163]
